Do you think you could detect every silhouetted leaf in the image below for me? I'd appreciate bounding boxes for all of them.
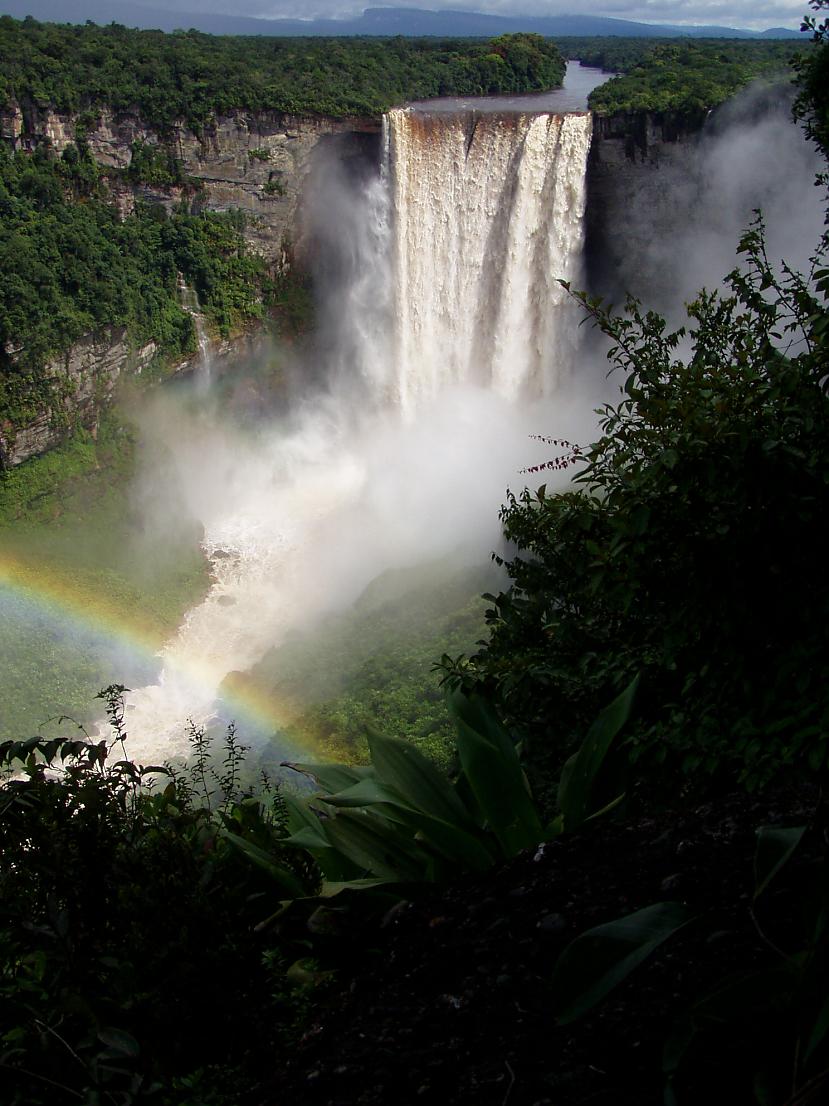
[552,901,693,1024]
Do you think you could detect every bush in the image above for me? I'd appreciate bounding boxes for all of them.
[0,695,318,1104]
[448,220,829,792]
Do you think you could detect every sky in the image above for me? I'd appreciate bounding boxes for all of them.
[120,0,812,32]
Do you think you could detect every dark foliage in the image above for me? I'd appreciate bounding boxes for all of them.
[795,1,829,160]
[0,701,318,1105]
[275,787,826,1106]
[444,223,829,793]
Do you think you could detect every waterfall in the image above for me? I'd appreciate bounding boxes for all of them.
[385,110,593,415]
[120,104,595,763]
[177,275,213,385]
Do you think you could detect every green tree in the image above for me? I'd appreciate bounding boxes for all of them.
[447,222,829,793]
[795,0,829,161]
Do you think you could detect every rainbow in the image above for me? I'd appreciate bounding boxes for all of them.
[0,550,321,760]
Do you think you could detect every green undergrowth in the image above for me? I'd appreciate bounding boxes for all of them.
[231,558,499,769]
[0,416,209,737]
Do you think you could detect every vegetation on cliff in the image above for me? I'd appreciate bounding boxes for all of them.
[571,38,807,114]
[0,140,268,440]
[0,18,565,124]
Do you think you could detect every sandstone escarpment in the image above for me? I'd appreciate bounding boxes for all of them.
[585,111,705,305]
[3,102,381,265]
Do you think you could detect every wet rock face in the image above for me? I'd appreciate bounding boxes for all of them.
[585,112,704,306]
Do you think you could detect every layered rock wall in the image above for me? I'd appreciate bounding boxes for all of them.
[0,328,157,467]
[585,111,705,306]
[0,326,269,467]
[1,102,379,465]
[2,101,380,265]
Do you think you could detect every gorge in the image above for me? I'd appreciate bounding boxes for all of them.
[114,87,597,764]
[3,23,829,1106]
[0,60,823,766]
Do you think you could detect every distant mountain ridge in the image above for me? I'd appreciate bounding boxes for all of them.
[0,1,805,38]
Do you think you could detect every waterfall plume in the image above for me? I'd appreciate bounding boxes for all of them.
[119,103,597,762]
[386,109,592,414]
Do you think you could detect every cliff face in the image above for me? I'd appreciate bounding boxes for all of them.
[0,325,270,467]
[585,111,705,306]
[1,103,379,466]
[0,328,157,467]
[2,101,381,265]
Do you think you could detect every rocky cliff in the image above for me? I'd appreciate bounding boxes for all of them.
[0,324,270,467]
[585,85,801,311]
[585,111,705,307]
[1,101,380,266]
[0,102,380,465]
[0,328,157,467]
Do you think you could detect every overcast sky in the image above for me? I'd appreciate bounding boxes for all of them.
[124,0,808,31]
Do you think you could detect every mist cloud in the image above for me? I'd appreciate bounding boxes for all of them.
[599,84,825,323]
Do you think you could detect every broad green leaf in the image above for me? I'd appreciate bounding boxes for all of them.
[552,901,693,1025]
[320,809,427,882]
[317,776,407,810]
[282,792,328,840]
[448,690,543,856]
[691,957,804,1023]
[283,826,362,881]
[282,761,374,795]
[366,729,473,828]
[319,878,400,896]
[284,826,335,852]
[558,676,638,831]
[319,775,495,871]
[281,799,363,882]
[222,830,306,897]
[753,824,806,899]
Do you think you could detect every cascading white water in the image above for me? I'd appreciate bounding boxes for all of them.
[177,275,213,386]
[386,110,592,414]
[120,105,595,763]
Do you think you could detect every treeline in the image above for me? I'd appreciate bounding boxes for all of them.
[0,18,565,124]
[0,141,267,435]
[564,37,808,114]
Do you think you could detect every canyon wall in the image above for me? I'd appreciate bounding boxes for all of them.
[585,111,705,307]
[0,100,380,265]
[0,325,268,467]
[1,97,710,467]
[0,103,379,465]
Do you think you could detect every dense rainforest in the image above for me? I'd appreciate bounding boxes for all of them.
[561,37,809,114]
[0,142,269,437]
[0,18,566,123]
[1,5,829,1105]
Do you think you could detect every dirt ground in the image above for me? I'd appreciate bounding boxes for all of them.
[274,784,818,1106]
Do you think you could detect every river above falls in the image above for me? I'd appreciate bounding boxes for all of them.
[405,60,612,115]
